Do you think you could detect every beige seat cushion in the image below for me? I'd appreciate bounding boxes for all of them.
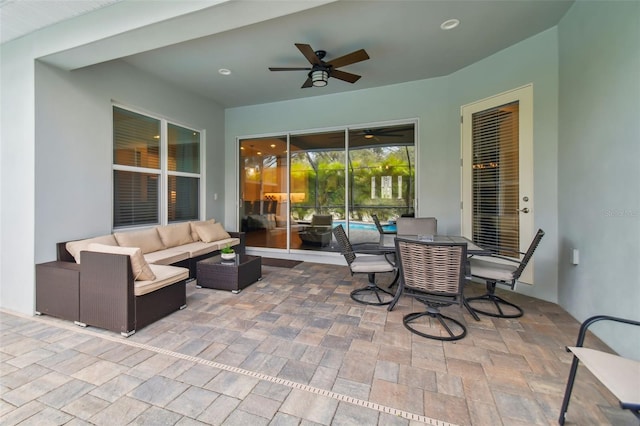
[351,255,395,274]
[66,234,118,264]
[135,264,189,296]
[214,238,240,251]
[173,241,220,258]
[469,257,517,281]
[156,222,194,248]
[87,243,156,281]
[114,228,165,254]
[569,347,640,408]
[194,221,231,243]
[143,247,190,265]
[190,218,215,241]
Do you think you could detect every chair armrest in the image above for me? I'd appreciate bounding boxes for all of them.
[475,243,525,257]
[57,242,75,263]
[568,315,640,350]
[228,231,246,254]
[79,251,135,334]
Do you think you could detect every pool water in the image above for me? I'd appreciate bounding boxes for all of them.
[333,220,397,232]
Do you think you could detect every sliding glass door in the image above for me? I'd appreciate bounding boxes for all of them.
[238,122,415,251]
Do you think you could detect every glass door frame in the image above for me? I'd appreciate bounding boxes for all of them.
[237,119,418,253]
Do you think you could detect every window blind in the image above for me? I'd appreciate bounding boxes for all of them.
[113,107,160,169]
[113,170,159,227]
[471,101,519,255]
[168,176,199,222]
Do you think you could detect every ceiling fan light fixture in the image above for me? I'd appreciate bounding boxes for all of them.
[440,18,460,30]
[311,69,328,87]
[218,68,231,75]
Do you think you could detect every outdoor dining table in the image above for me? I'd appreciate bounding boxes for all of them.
[379,233,492,256]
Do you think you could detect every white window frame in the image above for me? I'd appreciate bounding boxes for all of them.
[112,104,205,230]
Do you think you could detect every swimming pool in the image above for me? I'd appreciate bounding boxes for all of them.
[333,220,397,232]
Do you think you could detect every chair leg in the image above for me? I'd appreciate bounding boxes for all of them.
[350,272,398,306]
[403,309,467,341]
[387,271,404,311]
[558,355,581,425]
[463,297,481,321]
[465,281,524,318]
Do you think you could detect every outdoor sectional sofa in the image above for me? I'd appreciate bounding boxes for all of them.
[36,219,245,337]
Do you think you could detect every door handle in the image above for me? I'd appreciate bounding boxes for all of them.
[517,208,530,214]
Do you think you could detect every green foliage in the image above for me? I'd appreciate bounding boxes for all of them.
[290,146,415,221]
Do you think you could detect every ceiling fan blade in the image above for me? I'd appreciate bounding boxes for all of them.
[295,43,321,65]
[301,77,313,88]
[327,49,369,69]
[374,126,414,134]
[331,69,361,84]
[371,133,404,138]
[269,67,311,71]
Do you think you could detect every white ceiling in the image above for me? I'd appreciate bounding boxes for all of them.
[0,0,123,44]
[1,0,574,108]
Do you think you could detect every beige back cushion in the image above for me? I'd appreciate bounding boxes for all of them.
[194,221,230,243]
[190,218,215,241]
[87,243,156,281]
[66,234,118,264]
[156,222,194,248]
[114,228,165,254]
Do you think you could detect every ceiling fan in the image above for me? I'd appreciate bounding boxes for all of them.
[352,126,414,139]
[269,43,369,89]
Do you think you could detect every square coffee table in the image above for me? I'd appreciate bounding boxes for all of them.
[196,254,261,293]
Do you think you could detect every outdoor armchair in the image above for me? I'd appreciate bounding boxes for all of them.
[332,224,398,306]
[466,229,544,318]
[559,315,640,425]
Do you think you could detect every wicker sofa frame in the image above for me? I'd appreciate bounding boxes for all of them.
[79,251,187,337]
[36,231,246,336]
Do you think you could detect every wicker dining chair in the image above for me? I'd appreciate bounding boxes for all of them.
[332,224,398,306]
[393,237,468,341]
[395,217,437,236]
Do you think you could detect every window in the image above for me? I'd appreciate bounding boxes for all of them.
[113,106,202,228]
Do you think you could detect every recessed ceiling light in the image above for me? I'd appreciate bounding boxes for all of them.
[440,19,460,30]
[218,68,231,75]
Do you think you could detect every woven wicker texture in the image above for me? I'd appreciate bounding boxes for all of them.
[332,225,356,265]
[396,240,464,295]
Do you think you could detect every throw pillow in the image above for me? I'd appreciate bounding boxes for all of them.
[87,243,156,281]
[190,218,215,241]
[194,221,230,243]
[157,222,194,248]
[114,228,165,254]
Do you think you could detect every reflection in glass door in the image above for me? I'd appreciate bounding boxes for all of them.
[290,131,345,248]
[347,125,415,242]
[239,136,288,249]
[239,122,415,252]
